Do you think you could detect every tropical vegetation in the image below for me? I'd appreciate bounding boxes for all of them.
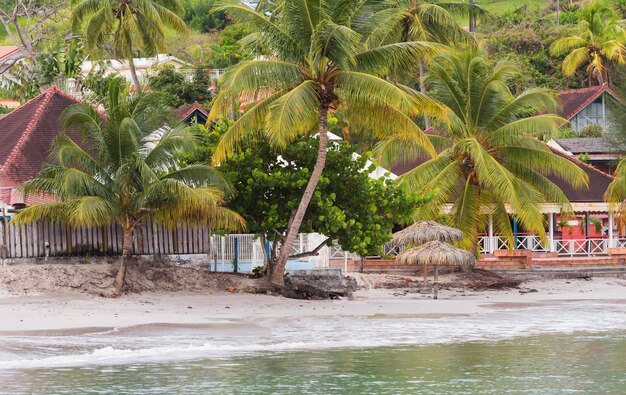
[380,51,589,249]
[70,0,189,89]
[12,80,244,294]
[208,0,446,285]
[192,131,427,271]
[550,0,626,85]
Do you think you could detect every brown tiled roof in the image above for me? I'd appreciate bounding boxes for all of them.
[557,84,620,120]
[391,141,614,203]
[173,102,208,122]
[0,86,81,186]
[544,144,614,202]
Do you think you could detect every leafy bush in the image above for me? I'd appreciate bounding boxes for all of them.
[579,124,604,137]
[559,10,579,24]
[148,64,212,107]
[0,105,12,115]
[182,0,229,32]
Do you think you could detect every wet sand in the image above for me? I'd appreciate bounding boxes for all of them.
[0,277,624,334]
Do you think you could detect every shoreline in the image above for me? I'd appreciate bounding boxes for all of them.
[1,276,625,333]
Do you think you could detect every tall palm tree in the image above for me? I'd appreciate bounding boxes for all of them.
[550,0,626,85]
[210,0,446,285]
[13,80,244,294]
[71,0,189,89]
[379,52,588,250]
[364,0,490,126]
[607,159,626,226]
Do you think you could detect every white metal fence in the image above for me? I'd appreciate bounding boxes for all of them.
[477,235,626,256]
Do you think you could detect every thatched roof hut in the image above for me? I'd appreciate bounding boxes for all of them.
[390,221,463,247]
[396,241,476,267]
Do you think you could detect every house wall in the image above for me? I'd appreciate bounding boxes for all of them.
[570,94,612,132]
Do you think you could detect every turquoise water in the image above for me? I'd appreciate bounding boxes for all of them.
[1,333,625,394]
[1,299,625,394]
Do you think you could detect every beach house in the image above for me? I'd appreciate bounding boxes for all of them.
[0,86,82,208]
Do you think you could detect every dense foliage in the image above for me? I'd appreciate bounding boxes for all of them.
[212,137,426,263]
[148,65,213,106]
[382,52,588,249]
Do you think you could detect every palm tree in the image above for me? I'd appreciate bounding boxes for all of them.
[378,51,588,250]
[71,0,189,89]
[13,80,244,294]
[606,159,626,227]
[209,0,446,285]
[550,0,626,85]
[364,0,490,126]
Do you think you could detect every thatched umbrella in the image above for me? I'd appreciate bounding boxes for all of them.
[396,240,476,285]
[389,221,463,248]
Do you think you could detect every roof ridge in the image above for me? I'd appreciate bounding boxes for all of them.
[560,84,611,120]
[1,88,59,174]
[178,101,208,121]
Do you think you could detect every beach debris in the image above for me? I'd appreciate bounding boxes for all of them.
[519,288,539,294]
[281,274,358,300]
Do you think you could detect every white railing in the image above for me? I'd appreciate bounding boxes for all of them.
[477,235,618,256]
[515,235,549,252]
[477,236,510,253]
[554,239,607,256]
[615,238,626,248]
[384,244,402,256]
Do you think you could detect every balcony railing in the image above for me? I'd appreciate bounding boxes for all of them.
[477,235,626,257]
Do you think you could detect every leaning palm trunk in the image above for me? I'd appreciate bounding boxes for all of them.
[271,109,330,285]
[113,227,134,293]
[127,53,142,91]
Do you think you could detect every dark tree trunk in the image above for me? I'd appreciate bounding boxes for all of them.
[113,227,133,293]
[127,47,142,91]
[270,108,330,285]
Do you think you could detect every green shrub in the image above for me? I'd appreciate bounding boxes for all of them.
[559,11,579,24]
[579,124,604,137]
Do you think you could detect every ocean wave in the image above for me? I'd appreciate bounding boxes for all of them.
[1,302,625,370]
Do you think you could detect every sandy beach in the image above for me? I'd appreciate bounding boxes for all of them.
[1,275,625,333]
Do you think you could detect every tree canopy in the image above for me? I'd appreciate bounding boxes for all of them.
[380,51,589,249]
[13,80,243,293]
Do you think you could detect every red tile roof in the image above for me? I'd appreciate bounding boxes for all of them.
[390,140,614,203]
[173,102,209,121]
[544,143,614,202]
[0,46,21,60]
[0,86,81,190]
[557,84,620,120]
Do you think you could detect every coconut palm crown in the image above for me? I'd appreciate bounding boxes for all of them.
[71,0,189,89]
[363,0,490,47]
[209,0,446,285]
[550,0,626,85]
[362,0,491,127]
[13,80,244,294]
[380,51,589,250]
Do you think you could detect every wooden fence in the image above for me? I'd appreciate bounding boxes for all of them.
[0,217,245,259]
